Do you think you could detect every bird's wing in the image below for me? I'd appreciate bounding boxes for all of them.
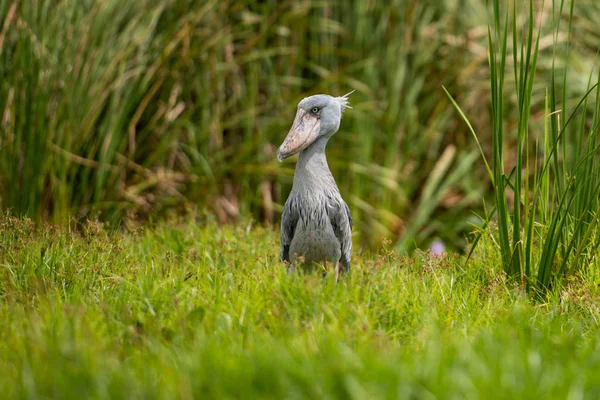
[280,196,298,263]
[329,197,353,270]
[344,201,353,231]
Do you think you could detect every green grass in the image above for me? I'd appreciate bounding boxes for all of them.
[2,1,600,397]
[444,0,600,294]
[2,214,600,398]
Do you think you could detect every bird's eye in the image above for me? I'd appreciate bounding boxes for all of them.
[311,107,319,114]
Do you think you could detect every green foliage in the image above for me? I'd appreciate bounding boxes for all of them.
[1,215,600,398]
[447,0,600,293]
[1,0,598,251]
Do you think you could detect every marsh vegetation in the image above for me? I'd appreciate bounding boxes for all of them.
[1,0,600,397]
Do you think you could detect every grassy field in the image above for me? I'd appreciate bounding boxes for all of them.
[2,1,600,397]
[2,214,600,399]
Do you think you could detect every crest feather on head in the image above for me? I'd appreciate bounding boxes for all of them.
[335,90,355,114]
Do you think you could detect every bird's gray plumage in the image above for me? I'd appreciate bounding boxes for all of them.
[278,93,353,272]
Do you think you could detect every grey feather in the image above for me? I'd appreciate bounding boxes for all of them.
[328,198,352,270]
[280,196,298,262]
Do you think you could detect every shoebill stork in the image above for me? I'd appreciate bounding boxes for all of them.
[277,93,353,274]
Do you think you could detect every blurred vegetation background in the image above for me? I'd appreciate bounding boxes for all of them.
[0,0,598,252]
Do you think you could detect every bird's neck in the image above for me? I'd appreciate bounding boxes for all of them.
[293,136,336,191]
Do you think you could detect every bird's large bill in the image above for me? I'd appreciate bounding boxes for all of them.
[277,109,321,161]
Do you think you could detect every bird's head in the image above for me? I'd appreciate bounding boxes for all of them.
[277,91,353,162]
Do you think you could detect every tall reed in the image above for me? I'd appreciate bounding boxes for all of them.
[1,0,598,251]
[448,0,600,293]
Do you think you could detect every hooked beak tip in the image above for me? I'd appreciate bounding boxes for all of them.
[276,149,286,162]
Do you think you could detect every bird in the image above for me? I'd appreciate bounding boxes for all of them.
[277,92,354,276]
